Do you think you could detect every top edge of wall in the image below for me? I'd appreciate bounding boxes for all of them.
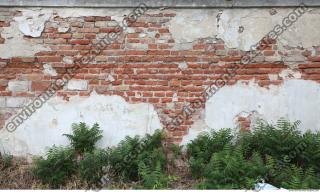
[0,0,320,8]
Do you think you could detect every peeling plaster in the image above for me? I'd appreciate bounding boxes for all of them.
[177,62,188,70]
[106,74,115,82]
[279,69,301,79]
[0,7,320,150]
[0,20,50,58]
[12,8,128,21]
[268,74,279,81]
[1,7,319,59]
[62,56,74,65]
[0,8,133,58]
[14,9,52,37]
[182,79,320,144]
[57,22,70,33]
[168,8,320,51]
[54,8,131,23]
[0,93,162,157]
[43,64,57,76]
[278,9,320,49]
[168,10,218,44]
[217,9,272,51]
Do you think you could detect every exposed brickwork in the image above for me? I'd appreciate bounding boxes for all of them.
[237,116,251,132]
[0,10,320,143]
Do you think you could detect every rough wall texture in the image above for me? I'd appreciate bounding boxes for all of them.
[0,4,320,156]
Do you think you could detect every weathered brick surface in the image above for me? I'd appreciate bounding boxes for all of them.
[0,11,320,143]
[8,80,30,92]
[66,80,88,91]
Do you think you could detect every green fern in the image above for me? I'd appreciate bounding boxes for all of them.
[63,122,103,154]
[238,118,303,162]
[297,131,320,172]
[280,166,320,189]
[189,118,320,189]
[79,149,109,184]
[201,145,269,189]
[32,146,76,188]
[107,130,167,185]
[108,135,141,180]
[187,128,233,177]
[138,161,168,189]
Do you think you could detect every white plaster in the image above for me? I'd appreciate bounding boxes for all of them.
[182,80,320,144]
[106,74,115,82]
[0,97,5,108]
[63,56,74,65]
[0,21,50,58]
[278,8,320,49]
[279,69,301,80]
[268,74,279,81]
[66,80,88,91]
[43,64,57,76]
[1,7,318,59]
[54,8,130,23]
[169,8,320,51]
[168,9,218,44]
[217,9,273,51]
[6,97,31,108]
[57,22,70,33]
[178,62,188,70]
[0,93,162,156]
[14,9,52,37]
[172,93,178,102]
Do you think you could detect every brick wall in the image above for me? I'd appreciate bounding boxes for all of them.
[0,8,320,144]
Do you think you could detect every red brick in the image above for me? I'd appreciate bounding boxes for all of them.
[73,45,92,50]
[264,50,275,56]
[50,45,73,50]
[0,21,10,27]
[193,44,206,50]
[308,56,320,62]
[11,57,35,63]
[69,39,91,45]
[84,33,96,39]
[32,81,52,91]
[48,33,72,39]
[158,28,170,33]
[147,50,170,55]
[127,33,140,38]
[161,98,172,103]
[148,44,157,49]
[44,38,67,44]
[142,92,153,97]
[78,28,99,33]
[148,98,160,103]
[84,16,95,22]
[95,16,111,21]
[35,51,57,56]
[37,56,62,62]
[99,28,120,33]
